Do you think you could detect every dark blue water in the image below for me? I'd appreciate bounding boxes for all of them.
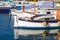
[0,14,14,40]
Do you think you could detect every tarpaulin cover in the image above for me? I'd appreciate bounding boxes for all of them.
[36,1,54,8]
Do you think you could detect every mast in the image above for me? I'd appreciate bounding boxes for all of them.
[34,0,36,15]
[22,0,25,12]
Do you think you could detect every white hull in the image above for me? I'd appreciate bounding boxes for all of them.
[13,15,59,39]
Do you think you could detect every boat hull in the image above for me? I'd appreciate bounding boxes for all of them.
[13,14,60,39]
[14,19,45,39]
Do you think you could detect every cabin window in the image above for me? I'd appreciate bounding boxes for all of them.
[38,12,40,13]
[47,12,51,14]
[19,2,21,4]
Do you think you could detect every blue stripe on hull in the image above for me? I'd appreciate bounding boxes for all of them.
[14,26,60,30]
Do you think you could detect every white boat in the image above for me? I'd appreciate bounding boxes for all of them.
[0,0,14,8]
[12,11,60,39]
[12,0,60,39]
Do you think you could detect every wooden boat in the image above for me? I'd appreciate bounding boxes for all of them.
[12,0,60,39]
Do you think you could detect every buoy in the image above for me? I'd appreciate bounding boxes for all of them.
[57,21,60,26]
[42,21,47,26]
